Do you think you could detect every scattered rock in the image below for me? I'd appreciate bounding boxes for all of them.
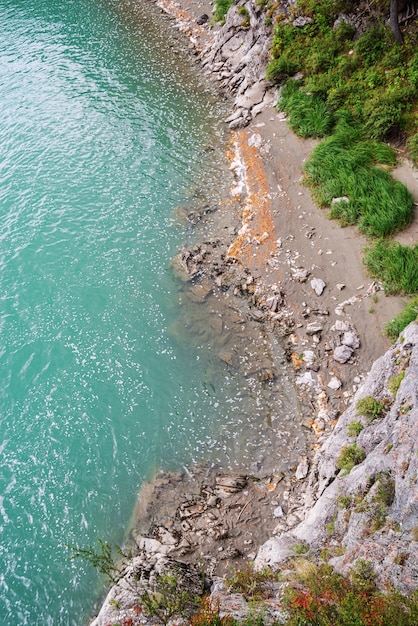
[310,277,326,296]
[342,331,360,349]
[295,457,309,480]
[306,321,323,335]
[328,376,342,390]
[333,344,354,363]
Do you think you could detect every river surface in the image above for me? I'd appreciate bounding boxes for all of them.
[0,0,305,623]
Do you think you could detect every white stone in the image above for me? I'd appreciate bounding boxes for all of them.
[311,277,326,296]
[328,376,342,390]
[342,331,360,349]
[333,345,354,363]
[273,506,284,518]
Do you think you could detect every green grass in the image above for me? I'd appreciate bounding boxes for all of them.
[364,242,418,295]
[356,396,386,421]
[336,443,366,473]
[347,421,364,437]
[213,0,233,23]
[302,117,414,238]
[386,297,418,340]
[269,1,417,316]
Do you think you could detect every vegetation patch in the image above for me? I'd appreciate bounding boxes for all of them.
[336,443,366,474]
[283,562,418,626]
[347,421,364,437]
[388,371,406,395]
[385,297,418,340]
[364,242,418,296]
[356,395,386,421]
[213,0,233,23]
[225,564,278,600]
[302,118,413,238]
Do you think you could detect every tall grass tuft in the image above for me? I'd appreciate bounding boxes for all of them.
[279,80,334,138]
[364,242,418,295]
[304,121,413,237]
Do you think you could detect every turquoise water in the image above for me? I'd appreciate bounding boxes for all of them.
[0,0,235,622]
[0,0,305,623]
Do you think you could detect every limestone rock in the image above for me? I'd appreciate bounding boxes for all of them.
[333,344,354,363]
[310,277,326,296]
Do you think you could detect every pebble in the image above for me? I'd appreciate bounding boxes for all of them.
[311,277,326,296]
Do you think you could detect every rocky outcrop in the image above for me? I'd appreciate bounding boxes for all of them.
[200,1,278,128]
[256,322,418,595]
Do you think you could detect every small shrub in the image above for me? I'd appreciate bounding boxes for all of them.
[374,473,396,507]
[347,421,364,437]
[225,565,277,600]
[356,396,386,421]
[388,371,405,395]
[293,542,310,555]
[350,559,377,593]
[412,527,418,541]
[336,443,366,473]
[337,495,353,509]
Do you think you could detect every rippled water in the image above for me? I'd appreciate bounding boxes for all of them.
[0,0,305,624]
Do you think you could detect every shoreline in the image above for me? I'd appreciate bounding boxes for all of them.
[89,1,418,623]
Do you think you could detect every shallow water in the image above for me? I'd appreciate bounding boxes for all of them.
[0,1,305,623]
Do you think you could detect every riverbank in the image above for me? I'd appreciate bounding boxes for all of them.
[89,1,418,623]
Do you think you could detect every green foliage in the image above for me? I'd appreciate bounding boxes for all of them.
[336,443,366,473]
[293,542,310,555]
[347,421,364,437]
[374,472,396,507]
[67,539,127,585]
[386,297,418,341]
[140,570,201,625]
[283,562,418,626]
[279,80,334,137]
[388,371,406,395]
[270,7,417,143]
[266,57,300,83]
[350,559,377,593]
[237,5,250,27]
[303,119,413,238]
[406,133,418,165]
[364,242,418,295]
[356,396,386,421]
[213,0,233,23]
[225,565,277,600]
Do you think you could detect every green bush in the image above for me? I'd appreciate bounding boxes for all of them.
[347,421,364,437]
[266,56,300,83]
[337,443,366,473]
[364,242,418,295]
[283,562,418,626]
[356,396,386,421]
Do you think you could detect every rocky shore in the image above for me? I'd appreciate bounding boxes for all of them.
[89,1,418,624]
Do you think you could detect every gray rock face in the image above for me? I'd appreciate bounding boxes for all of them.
[200,1,276,126]
[256,323,418,595]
